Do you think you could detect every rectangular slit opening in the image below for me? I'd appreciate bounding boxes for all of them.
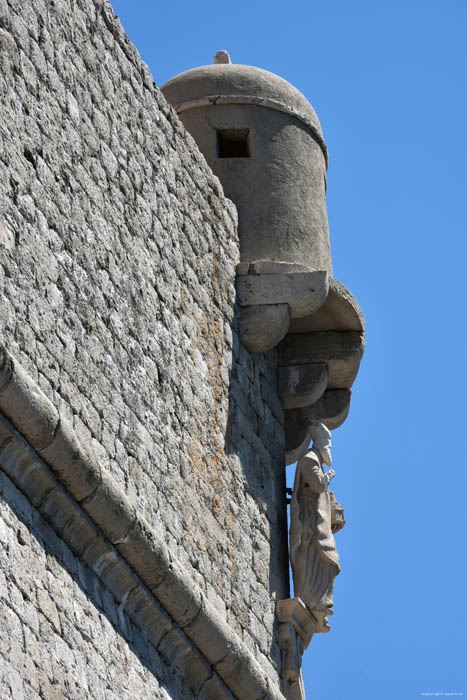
[217,129,251,158]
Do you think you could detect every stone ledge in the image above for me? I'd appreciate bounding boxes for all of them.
[0,344,285,700]
[278,331,364,390]
[236,262,329,353]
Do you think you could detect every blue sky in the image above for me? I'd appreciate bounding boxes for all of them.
[110,1,467,697]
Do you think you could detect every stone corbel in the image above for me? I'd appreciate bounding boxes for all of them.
[236,262,366,463]
[278,280,365,464]
[278,362,328,410]
[236,260,329,353]
[284,389,351,465]
[276,598,319,700]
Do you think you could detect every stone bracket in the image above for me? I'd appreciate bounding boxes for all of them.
[239,303,290,354]
[236,260,365,462]
[279,331,365,390]
[237,270,328,317]
[279,327,364,464]
[276,598,319,700]
[284,390,351,465]
[236,260,329,353]
[276,597,318,652]
[278,363,328,410]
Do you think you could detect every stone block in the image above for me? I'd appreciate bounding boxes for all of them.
[0,430,55,508]
[301,389,352,429]
[39,416,101,502]
[183,599,232,665]
[278,362,327,409]
[237,270,328,318]
[124,585,172,648]
[260,375,283,422]
[92,549,138,603]
[83,468,135,545]
[151,557,203,628]
[0,346,58,451]
[239,303,290,353]
[40,488,80,534]
[81,533,110,574]
[213,635,272,700]
[248,260,312,275]
[288,277,365,333]
[60,506,99,558]
[116,516,172,590]
[157,628,212,694]
[198,676,237,700]
[279,331,364,389]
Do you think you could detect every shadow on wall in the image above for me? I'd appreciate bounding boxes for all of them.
[224,304,290,664]
[0,470,194,700]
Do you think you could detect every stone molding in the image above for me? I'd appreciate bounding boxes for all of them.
[172,95,329,167]
[0,345,285,700]
[236,262,329,353]
[234,262,365,465]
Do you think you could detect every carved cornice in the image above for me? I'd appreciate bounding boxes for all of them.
[235,261,365,464]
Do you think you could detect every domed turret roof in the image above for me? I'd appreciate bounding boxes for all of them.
[161,61,324,142]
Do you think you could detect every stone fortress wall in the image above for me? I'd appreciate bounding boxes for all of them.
[0,0,289,697]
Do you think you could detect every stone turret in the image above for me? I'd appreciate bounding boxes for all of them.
[163,53,365,464]
[161,51,331,273]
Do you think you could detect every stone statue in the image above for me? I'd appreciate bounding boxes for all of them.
[289,421,345,633]
[276,422,345,696]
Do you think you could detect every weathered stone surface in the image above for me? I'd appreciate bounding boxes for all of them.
[198,676,237,700]
[39,416,102,502]
[237,271,328,318]
[301,389,351,429]
[239,303,290,353]
[0,471,195,700]
[0,219,15,252]
[288,278,365,333]
[162,63,331,271]
[117,516,172,590]
[284,420,313,467]
[279,331,364,389]
[213,633,278,700]
[0,417,56,507]
[125,584,174,648]
[249,260,313,276]
[0,346,59,450]
[158,629,213,694]
[0,410,283,700]
[278,363,328,409]
[151,558,203,628]
[83,468,136,546]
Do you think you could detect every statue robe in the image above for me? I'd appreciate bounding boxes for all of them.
[289,449,343,613]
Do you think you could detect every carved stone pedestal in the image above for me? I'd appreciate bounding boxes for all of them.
[276,597,319,700]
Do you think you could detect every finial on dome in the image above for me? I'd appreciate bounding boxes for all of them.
[213,50,231,65]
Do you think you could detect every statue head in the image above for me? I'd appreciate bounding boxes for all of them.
[309,422,332,466]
